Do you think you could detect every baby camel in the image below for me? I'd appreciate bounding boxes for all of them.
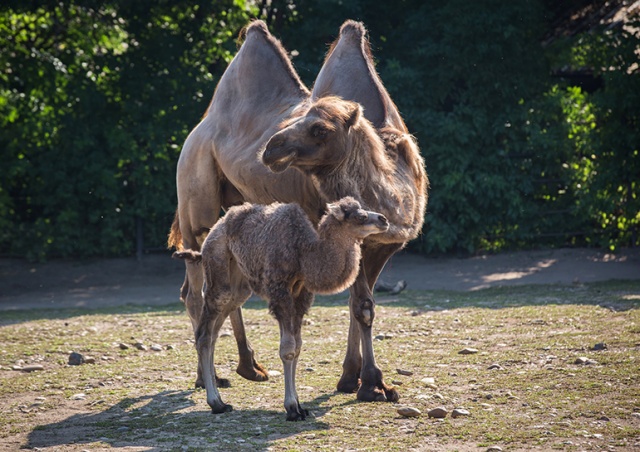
[173,197,388,421]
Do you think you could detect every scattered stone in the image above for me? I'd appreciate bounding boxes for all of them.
[21,365,44,372]
[484,393,494,400]
[488,363,503,370]
[427,407,448,418]
[166,345,175,350]
[631,412,640,419]
[375,334,385,340]
[397,368,413,376]
[421,377,435,385]
[592,342,607,351]
[68,352,85,366]
[83,357,96,364]
[119,343,130,350]
[134,342,147,351]
[391,380,403,386]
[302,318,314,326]
[384,334,395,340]
[267,370,281,377]
[459,348,478,355]
[598,415,610,422]
[71,393,86,400]
[486,447,503,451]
[305,367,315,372]
[397,406,421,418]
[574,357,597,365]
[451,408,470,418]
[150,344,163,352]
[219,331,232,338]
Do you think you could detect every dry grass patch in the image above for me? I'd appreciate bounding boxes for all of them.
[0,281,639,451]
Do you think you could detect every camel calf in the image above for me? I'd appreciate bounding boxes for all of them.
[173,197,388,421]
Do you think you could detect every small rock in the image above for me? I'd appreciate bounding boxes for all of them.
[484,393,494,400]
[302,318,313,326]
[11,365,22,371]
[375,334,385,340]
[267,370,281,377]
[451,408,470,418]
[150,344,163,352]
[427,407,448,418]
[397,406,421,417]
[592,342,607,351]
[134,342,147,351]
[631,412,640,419]
[219,331,232,338]
[488,363,503,370]
[21,365,44,372]
[486,447,503,451]
[166,345,175,350]
[433,393,444,400]
[119,343,130,350]
[71,393,86,400]
[305,367,315,372]
[84,357,96,364]
[459,348,478,355]
[598,415,610,422]
[574,357,597,365]
[397,369,413,376]
[391,380,403,386]
[68,352,85,366]
[421,377,435,385]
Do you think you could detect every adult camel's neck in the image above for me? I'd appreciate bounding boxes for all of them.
[311,122,424,244]
[301,221,362,295]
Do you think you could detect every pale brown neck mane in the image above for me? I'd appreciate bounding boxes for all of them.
[308,98,427,244]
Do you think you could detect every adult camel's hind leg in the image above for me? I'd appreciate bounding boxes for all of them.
[177,139,267,388]
[338,243,403,402]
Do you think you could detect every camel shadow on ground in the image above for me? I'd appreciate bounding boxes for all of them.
[25,388,348,451]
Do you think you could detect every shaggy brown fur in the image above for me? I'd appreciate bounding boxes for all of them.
[169,19,428,402]
[174,197,389,421]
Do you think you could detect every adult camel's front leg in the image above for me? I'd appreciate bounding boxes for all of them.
[337,243,403,402]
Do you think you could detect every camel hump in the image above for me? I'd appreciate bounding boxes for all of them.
[312,20,407,132]
[238,20,269,44]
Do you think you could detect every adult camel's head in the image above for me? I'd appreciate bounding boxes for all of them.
[261,96,362,174]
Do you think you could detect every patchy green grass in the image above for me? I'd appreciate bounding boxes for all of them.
[1,281,639,451]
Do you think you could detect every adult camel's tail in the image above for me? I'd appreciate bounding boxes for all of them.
[167,210,184,251]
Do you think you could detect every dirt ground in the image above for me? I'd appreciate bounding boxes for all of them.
[1,247,639,311]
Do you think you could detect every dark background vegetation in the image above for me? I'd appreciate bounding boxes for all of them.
[1,0,638,260]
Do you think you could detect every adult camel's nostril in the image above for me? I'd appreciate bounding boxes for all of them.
[378,214,388,227]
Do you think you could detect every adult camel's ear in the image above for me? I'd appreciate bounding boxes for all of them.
[312,20,407,132]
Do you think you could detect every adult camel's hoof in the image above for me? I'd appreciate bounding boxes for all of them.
[195,378,204,389]
[285,407,309,421]
[357,382,399,403]
[211,403,233,414]
[336,374,360,394]
[236,360,269,382]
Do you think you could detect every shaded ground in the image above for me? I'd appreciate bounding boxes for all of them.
[1,248,639,311]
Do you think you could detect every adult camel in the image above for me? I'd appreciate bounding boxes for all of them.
[168,19,428,403]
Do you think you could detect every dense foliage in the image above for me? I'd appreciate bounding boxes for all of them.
[1,0,638,259]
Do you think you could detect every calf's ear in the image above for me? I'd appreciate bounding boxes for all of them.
[346,102,362,128]
[326,202,346,221]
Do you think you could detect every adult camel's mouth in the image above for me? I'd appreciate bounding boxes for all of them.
[261,146,297,173]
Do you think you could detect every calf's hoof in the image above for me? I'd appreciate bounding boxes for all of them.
[210,403,233,414]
